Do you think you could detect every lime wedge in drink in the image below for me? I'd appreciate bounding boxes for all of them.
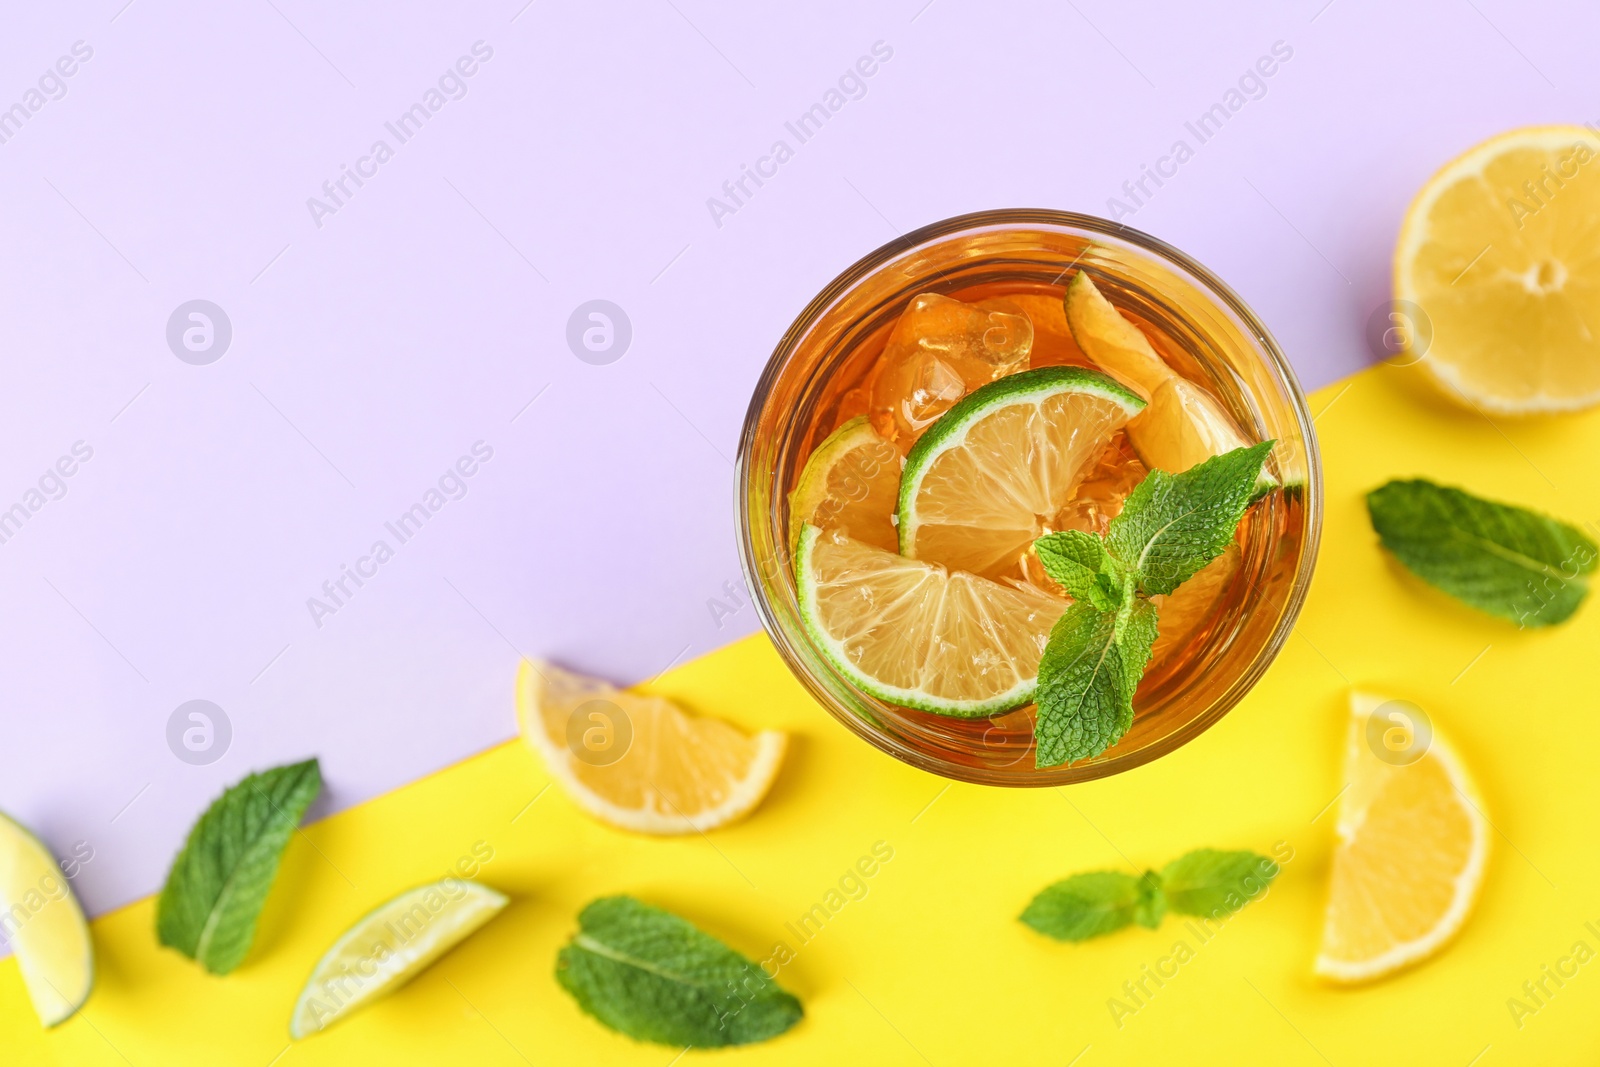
[788,415,900,554]
[289,880,507,1039]
[896,366,1145,578]
[795,523,1067,716]
[0,811,93,1027]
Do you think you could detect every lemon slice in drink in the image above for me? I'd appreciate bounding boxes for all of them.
[290,880,507,1039]
[896,366,1144,578]
[1127,376,1278,495]
[788,415,900,553]
[516,661,786,834]
[796,524,1067,716]
[1066,271,1278,491]
[1396,125,1600,412]
[1314,691,1489,984]
[1064,271,1174,398]
[0,811,93,1027]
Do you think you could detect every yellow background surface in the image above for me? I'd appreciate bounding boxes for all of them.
[7,363,1600,1065]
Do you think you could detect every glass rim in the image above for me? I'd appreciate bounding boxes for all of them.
[735,207,1324,785]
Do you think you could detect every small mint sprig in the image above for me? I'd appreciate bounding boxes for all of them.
[1021,848,1279,942]
[1032,442,1273,769]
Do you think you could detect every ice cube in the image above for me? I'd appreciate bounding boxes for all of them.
[869,293,1033,448]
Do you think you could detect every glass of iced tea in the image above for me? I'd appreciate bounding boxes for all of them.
[736,210,1320,785]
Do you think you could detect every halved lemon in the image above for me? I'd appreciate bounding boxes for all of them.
[516,661,786,835]
[1066,272,1279,492]
[0,811,92,1027]
[290,880,507,1039]
[1314,691,1489,984]
[788,415,900,554]
[1396,125,1600,412]
[896,366,1144,578]
[796,524,1067,716]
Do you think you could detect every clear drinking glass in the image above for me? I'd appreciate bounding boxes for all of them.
[736,210,1321,785]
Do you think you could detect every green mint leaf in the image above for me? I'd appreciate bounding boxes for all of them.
[1133,870,1166,929]
[1034,530,1123,610]
[156,758,321,975]
[1160,849,1278,919]
[1106,442,1273,596]
[1020,871,1142,941]
[1033,598,1160,768]
[556,896,802,1048]
[1367,479,1597,627]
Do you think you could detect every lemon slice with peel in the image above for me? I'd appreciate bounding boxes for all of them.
[896,366,1144,578]
[516,661,786,834]
[290,880,507,1039]
[796,524,1067,716]
[1064,271,1174,398]
[1396,125,1600,412]
[0,811,93,1027]
[1126,375,1277,495]
[1314,691,1489,984]
[1066,272,1278,492]
[788,415,900,553]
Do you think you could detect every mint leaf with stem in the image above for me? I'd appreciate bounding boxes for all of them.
[1034,530,1124,611]
[1033,598,1159,768]
[1031,443,1272,767]
[1367,479,1596,627]
[1106,441,1274,596]
[1020,870,1151,942]
[556,896,802,1048]
[1022,849,1276,943]
[156,758,322,975]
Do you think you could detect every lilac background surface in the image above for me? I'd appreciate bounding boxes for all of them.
[0,0,1595,918]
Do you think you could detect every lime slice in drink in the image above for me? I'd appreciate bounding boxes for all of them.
[896,366,1145,577]
[788,415,900,554]
[0,811,93,1027]
[795,523,1067,717]
[289,880,508,1039]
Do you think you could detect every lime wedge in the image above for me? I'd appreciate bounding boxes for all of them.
[795,524,1067,716]
[788,415,900,554]
[896,366,1144,578]
[0,811,93,1027]
[289,880,507,1039]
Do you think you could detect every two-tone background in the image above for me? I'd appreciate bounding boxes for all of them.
[5,1,1600,1063]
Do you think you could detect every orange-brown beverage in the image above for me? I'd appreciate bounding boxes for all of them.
[737,211,1320,785]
